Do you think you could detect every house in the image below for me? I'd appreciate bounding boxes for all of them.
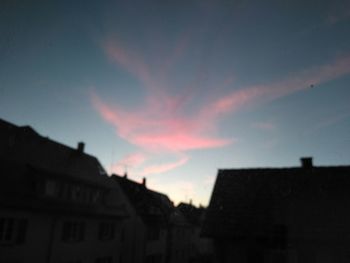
[112,174,172,263]
[202,157,350,263]
[177,202,213,263]
[0,118,129,263]
[112,174,195,263]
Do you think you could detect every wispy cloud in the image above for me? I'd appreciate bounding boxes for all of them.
[109,152,147,175]
[139,156,189,176]
[204,54,350,120]
[94,36,350,176]
[91,94,232,153]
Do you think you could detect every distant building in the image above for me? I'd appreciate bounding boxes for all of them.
[112,174,193,263]
[177,202,213,263]
[0,119,128,263]
[202,158,350,263]
[166,205,192,263]
[112,174,172,263]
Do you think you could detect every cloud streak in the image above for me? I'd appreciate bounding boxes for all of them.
[94,37,350,176]
[139,156,190,176]
[204,54,350,120]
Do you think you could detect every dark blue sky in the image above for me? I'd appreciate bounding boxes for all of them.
[1,0,350,205]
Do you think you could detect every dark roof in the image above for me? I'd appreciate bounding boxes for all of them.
[0,118,127,218]
[112,174,174,225]
[177,202,205,226]
[0,118,109,187]
[202,165,350,238]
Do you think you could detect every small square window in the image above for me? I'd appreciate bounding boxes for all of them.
[62,221,85,242]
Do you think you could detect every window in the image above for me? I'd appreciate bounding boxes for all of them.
[0,218,28,245]
[98,222,115,241]
[62,221,85,242]
[95,256,112,263]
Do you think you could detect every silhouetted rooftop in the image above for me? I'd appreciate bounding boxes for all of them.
[0,118,109,186]
[0,118,127,218]
[112,174,174,225]
[202,163,350,238]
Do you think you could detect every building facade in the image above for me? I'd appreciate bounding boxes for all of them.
[0,119,128,263]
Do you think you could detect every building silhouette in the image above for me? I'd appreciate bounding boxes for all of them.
[0,118,205,263]
[0,118,131,263]
[202,158,350,263]
[177,202,213,263]
[112,174,195,263]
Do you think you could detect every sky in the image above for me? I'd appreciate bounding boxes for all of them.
[1,0,350,206]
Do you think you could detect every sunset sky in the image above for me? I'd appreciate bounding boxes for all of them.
[1,0,350,205]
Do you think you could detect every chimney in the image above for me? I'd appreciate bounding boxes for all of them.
[77,142,85,153]
[142,177,146,187]
[300,157,313,169]
[123,172,128,179]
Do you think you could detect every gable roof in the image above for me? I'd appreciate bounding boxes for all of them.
[0,118,127,218]
[0,118,109,187]
[112,174,174,225]
[202,163,350,238]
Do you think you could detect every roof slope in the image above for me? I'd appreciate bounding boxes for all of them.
[202,165,350,238]
[112,174,174,225]
[0,118,127,218]
[0,118,109,186]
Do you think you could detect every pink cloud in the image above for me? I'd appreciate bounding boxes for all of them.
[139,156,189,176]
[91,93,232,153]
[109,152,147,175]
[95,37,350,176]
[204,54,350,120]
[103,39,157,90]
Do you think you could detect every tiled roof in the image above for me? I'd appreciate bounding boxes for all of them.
[202,165,350,238]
